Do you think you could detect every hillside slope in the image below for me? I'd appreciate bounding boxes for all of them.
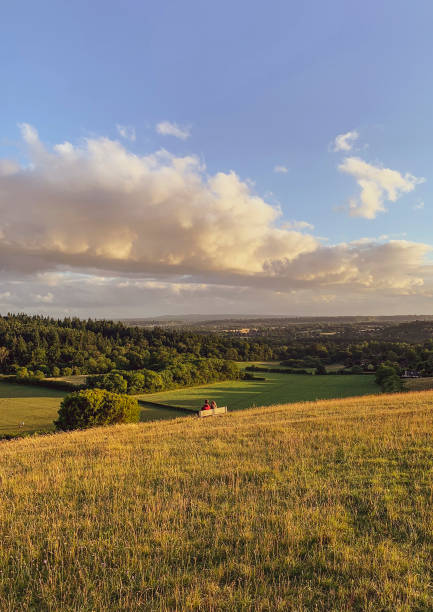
[1,391,433,610]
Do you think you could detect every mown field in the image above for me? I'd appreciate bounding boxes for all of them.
[1,391,433,610]
[0,382,179,435]
[404,376,433,391]
[0,373,379,435]
[139,371,379,411]
[0,382,66,434]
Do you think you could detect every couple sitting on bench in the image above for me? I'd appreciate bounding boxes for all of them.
[201,399,217,411]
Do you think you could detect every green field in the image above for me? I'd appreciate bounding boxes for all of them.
[0,370,379,435]
[404,376,433,391]
[0,382,66,434]
[0,382,180,435]
[138,372,379,411]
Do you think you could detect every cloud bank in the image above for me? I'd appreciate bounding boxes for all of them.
[0,125,432,316]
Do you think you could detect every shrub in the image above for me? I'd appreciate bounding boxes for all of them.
[93,372,128,394]
[15,366,29,380]
[87,359,240,394]
[382,374,403,392]
[375,363,403,392]
[243,373,266,381]
[55,389,140,431]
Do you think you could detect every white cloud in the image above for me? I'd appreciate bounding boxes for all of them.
[1,236,431,316]
[274,165,288,174]
[283,220,315,231]
[331,130,359,152]
[0,124,318,278]
[0,125,433,316]
[414,201,425,210]
[338,156,425,219]
[32,292,54,304]
[156,121,191,140]
[265,239,431,294]
[116,124,136,142]
[19,122,39,145]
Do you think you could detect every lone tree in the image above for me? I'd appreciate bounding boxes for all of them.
[55,389,140,431]
[375,363,402,393]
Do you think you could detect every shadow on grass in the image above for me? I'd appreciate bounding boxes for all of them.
[139,405,185,422]
[146,381,272,411]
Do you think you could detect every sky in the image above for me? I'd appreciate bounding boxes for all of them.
[1,0,433,317]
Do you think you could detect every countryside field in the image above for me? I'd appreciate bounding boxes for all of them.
[0,382,179,435]
[139,371,379,411]
[0,382,66,434]
[0,373,379,435]
[404,376,433,391]
[1,390,433,610]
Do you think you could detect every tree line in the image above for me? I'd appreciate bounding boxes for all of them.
[2,314,433,381]
[87,357,240,394]
[0,314,273,376]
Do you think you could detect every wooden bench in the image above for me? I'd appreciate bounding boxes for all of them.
[197,406,227,418]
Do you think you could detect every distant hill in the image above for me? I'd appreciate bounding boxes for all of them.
[120,313,287,326]
[2,390,433,609]
[119,313,433,334]
[120,314,433,326]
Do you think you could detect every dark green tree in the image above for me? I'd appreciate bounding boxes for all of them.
[55,389,140,431]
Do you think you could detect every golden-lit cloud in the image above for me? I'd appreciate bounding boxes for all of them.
[0,125,432,315]
[339,156,425,219]
[0,124,318,276]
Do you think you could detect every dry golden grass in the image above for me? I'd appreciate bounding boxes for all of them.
[1,391,433,610]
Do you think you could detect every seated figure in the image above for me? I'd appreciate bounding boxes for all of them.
[201,399,211,410]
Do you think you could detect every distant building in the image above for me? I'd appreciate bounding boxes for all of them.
[402,370,420,378]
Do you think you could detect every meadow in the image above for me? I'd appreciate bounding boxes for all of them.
[139,371,379,411]
[404,376,433,391]
[1,390,433,610]
[0,373,379,435]
[0,382,179,435]
[0,382,66,434]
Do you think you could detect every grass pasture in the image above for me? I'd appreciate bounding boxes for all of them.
[138,372,379,412]
[1,391,433,609]
[0,382,180,435]
[0,382,66,434]
[404,376,433,391]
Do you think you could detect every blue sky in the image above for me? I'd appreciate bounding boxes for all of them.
[1,0,433,316]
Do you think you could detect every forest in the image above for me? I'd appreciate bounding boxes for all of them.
[1,314,433,381]
[0,314,273,377]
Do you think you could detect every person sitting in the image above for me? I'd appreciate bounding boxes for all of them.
[201,399,211,410]
[210,400,217,410]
